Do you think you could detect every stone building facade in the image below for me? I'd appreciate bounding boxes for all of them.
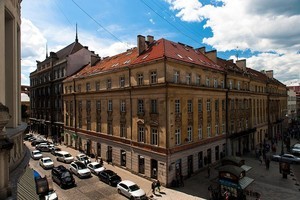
[0,0,27,199]
[62,35,287,186]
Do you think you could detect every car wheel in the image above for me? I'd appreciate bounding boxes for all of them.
[56,158,59,161]
[117,189,121,194]
[130,196,134,200]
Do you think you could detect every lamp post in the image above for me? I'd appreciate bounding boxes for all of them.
[281,119,284,155]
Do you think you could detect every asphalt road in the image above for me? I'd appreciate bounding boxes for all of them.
[27,142,127,200]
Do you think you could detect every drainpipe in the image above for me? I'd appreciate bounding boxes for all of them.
[73,78,77,149]
[128,67,133,171]
[164,57,170,186]
[225,73,229,156]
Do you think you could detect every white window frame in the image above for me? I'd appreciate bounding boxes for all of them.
[188,100,193,113]
[151,128,158,145]
[196,75,201,86]
[186,73,191,85]
[207,124,211,137]
[198,124,203,139]
[150,71,157,84]
[175,129,181,145]
[138,126,145,142]
[187,126,193,142]
[174,71,179,83]
[108,100,113,111]
[120,100,126,112]
[175,99,180,114]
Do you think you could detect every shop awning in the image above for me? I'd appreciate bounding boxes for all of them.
[17,167,39,200]
[240,165,252,172]
[239,176,254,189]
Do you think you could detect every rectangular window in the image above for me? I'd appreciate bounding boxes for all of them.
[137,73,144,85]
[86,82,91,91]
[107,122,113,135]
[108,100,112,111]
[174,71,180,83]
[187,126,193,142]
[175,129,181,145]
[206,77,210,87]
[221,80,224,88]
[229,80,233,89]
[120,100,126,112]
[215,124,219,135]
[188,100,193,113]
[196,75,201,86]
[70,101,73,127]
[215,99,219,112]
[207,124,211,137]
[95,81,100,91]
[77,84,81,92]
[151,128,158,145]
[175,99,180,113]
[222,123,225,134]
[237,81,240,90]
[150,71,157,84]
[120,76,125,88]
[198,99,202,113]
[138,99,144,114]
[138,126,145,142]
[186,73,191,85]
[214,79,218,88]
[151,99,157,114]
[207,99,211,112]
[222,99,225,111]
[107,79,112,89]
[120,123,127,138]
[198,124,202,139]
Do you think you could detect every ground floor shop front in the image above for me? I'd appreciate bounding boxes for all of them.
[64,129,226,186]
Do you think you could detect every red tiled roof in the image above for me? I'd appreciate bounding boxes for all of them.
[133,38,223,71]
[217,58,243,74]
[67,37,224,81]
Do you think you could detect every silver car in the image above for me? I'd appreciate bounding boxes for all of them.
[272,153,300,164]
[290,144,300,155]
[69,161,91,178]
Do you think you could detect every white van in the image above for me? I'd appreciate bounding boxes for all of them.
[56,151,74,163]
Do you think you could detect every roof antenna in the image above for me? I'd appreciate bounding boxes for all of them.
[236,46,239,61]
[46,43,48,58]
[75,23,78,43]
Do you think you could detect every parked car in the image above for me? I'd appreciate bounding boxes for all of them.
[36,143,53,152]
[87,162,105,175]
[290,144,300,155]
[75,153,91,165]
[31,150,43,160]
[56,151,74,163]
[39,157,54,169]
[117,180,147,200]
[23,133,33,140]
[99,170,121,186]
[69,161,91,178]
[31,140,47,146]
[52,165,76,188]
[50,147,61,156]
[271,153,300,164]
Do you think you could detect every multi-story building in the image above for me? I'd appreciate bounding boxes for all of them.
[62,35,287,186]
[21,85,30,123]
[0,0,26,199]
[29,36,94,141]
[288,85,300,121]
[287,88,297,122]
[63,35,227,185]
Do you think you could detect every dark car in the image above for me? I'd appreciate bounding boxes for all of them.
[31,140,48,146]
[23,133,33,141]
[98,170,121,186]
[52,165,76,189]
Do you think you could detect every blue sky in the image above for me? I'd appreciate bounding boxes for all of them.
[21,0,300,86]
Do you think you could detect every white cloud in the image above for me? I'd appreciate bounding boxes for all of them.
[164,0,300,85]
[149,19,155,24]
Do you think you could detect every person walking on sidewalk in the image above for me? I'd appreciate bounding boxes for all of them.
[207,165,211,178]
[156,180,161,192]
[151,181,156,194]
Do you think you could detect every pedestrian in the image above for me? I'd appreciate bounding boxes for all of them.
[156,180,161,192]
[259,155,263,165]
[151,181,156,194]
[100,158,103,166]
[95,154,99,162]
[207,165,211,178]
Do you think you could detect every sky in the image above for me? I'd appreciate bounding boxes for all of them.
[21,0,300,86]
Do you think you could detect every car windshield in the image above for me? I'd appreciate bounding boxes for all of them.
[77,163,87,169]
[44,159,52,163]
[129,184,140,191]
[65,154,72,158]
[94,164,101,168]
[33,152,41,155]
[106,170,115,176]
[62,172,72,181]
[83,157,89,160]
[110,175,120,181]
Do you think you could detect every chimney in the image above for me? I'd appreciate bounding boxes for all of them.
[227,59,234,63]
[91,54,100,66]
[266,70,274,79]
[84,46,89,50]
[147,35,154,44]
[236,59,246,71]
[205,50,217,63]
[49,52,58,58]
[196,47,206,54]
[137,35,146,55]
